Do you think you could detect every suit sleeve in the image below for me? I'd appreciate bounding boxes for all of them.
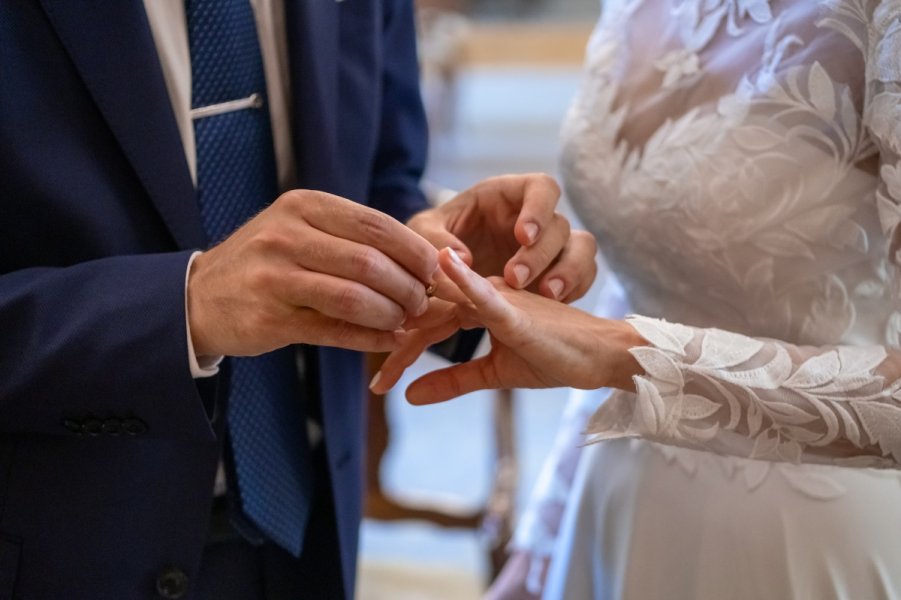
[0,250,217,441]
[367,0,430,223]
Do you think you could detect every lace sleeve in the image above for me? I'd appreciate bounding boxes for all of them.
[586,2,901,469]
[588,315,901,467]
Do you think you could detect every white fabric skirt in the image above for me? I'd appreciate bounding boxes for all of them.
[544,438,901,600]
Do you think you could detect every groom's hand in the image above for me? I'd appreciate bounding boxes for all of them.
[407,174,597,302]
[187,190,438,358]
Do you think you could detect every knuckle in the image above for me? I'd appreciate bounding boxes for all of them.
[359,210,392,243]
[245,310,276,341]
[371,332,392,352]
[331,320,357,347]
[479,359,501,389]
[273,190,302,213]
[387,304,406,328]
[410,256,435,285]
[533,172,561,195]
[336,286,365,317]
[247,265,275,291]
[530,243,556,268]
[283,189,330,220]
[406,277,423,308]
[572,228,592,242]
[580,230,599,253]
[351,248,382,279]
[477,174,503,189]
[539,173,560,192]
[446,373,464,399]
[251,228,291,254]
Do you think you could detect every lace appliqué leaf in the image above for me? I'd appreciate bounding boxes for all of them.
[587,316,901,468]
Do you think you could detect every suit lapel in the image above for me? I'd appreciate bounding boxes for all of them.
[39,0,206,250]
[284,0,340,191]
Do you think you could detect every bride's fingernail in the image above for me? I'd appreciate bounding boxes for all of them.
[513,263,530,286]
[523,222,539,244]
[447,247,464,265]
[369,371,382,391]
[548,278,564,299]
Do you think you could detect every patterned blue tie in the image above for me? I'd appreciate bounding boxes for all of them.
[186,0,312,557]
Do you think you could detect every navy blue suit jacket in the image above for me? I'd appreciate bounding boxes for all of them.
[0,0,428,597]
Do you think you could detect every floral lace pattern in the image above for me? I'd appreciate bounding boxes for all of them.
[506,1,901,595]
[561,0,901,467]
[588,315,901,467]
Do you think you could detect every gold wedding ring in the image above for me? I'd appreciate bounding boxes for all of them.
[425,282,437,298]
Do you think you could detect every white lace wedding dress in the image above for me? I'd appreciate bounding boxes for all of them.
[524,0,901,598]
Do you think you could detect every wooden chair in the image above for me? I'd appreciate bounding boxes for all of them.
[364,352,517,579]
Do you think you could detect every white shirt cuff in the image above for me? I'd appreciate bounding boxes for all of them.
[185,251,223,378]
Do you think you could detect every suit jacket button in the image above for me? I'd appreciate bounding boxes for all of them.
[102,418,122,435]
[123,418,148,435]
[156,567,189,599]
[82,418,103,436]
[62,419,82,434]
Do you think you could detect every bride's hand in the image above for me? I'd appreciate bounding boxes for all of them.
[371,248,645,404]
[406,174,598,301]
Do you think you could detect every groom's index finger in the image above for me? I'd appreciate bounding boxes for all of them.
[302,191,439,284]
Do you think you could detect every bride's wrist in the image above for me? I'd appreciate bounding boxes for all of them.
[598,319,646,392]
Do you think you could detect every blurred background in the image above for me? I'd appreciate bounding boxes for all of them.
[357,1,600,598]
